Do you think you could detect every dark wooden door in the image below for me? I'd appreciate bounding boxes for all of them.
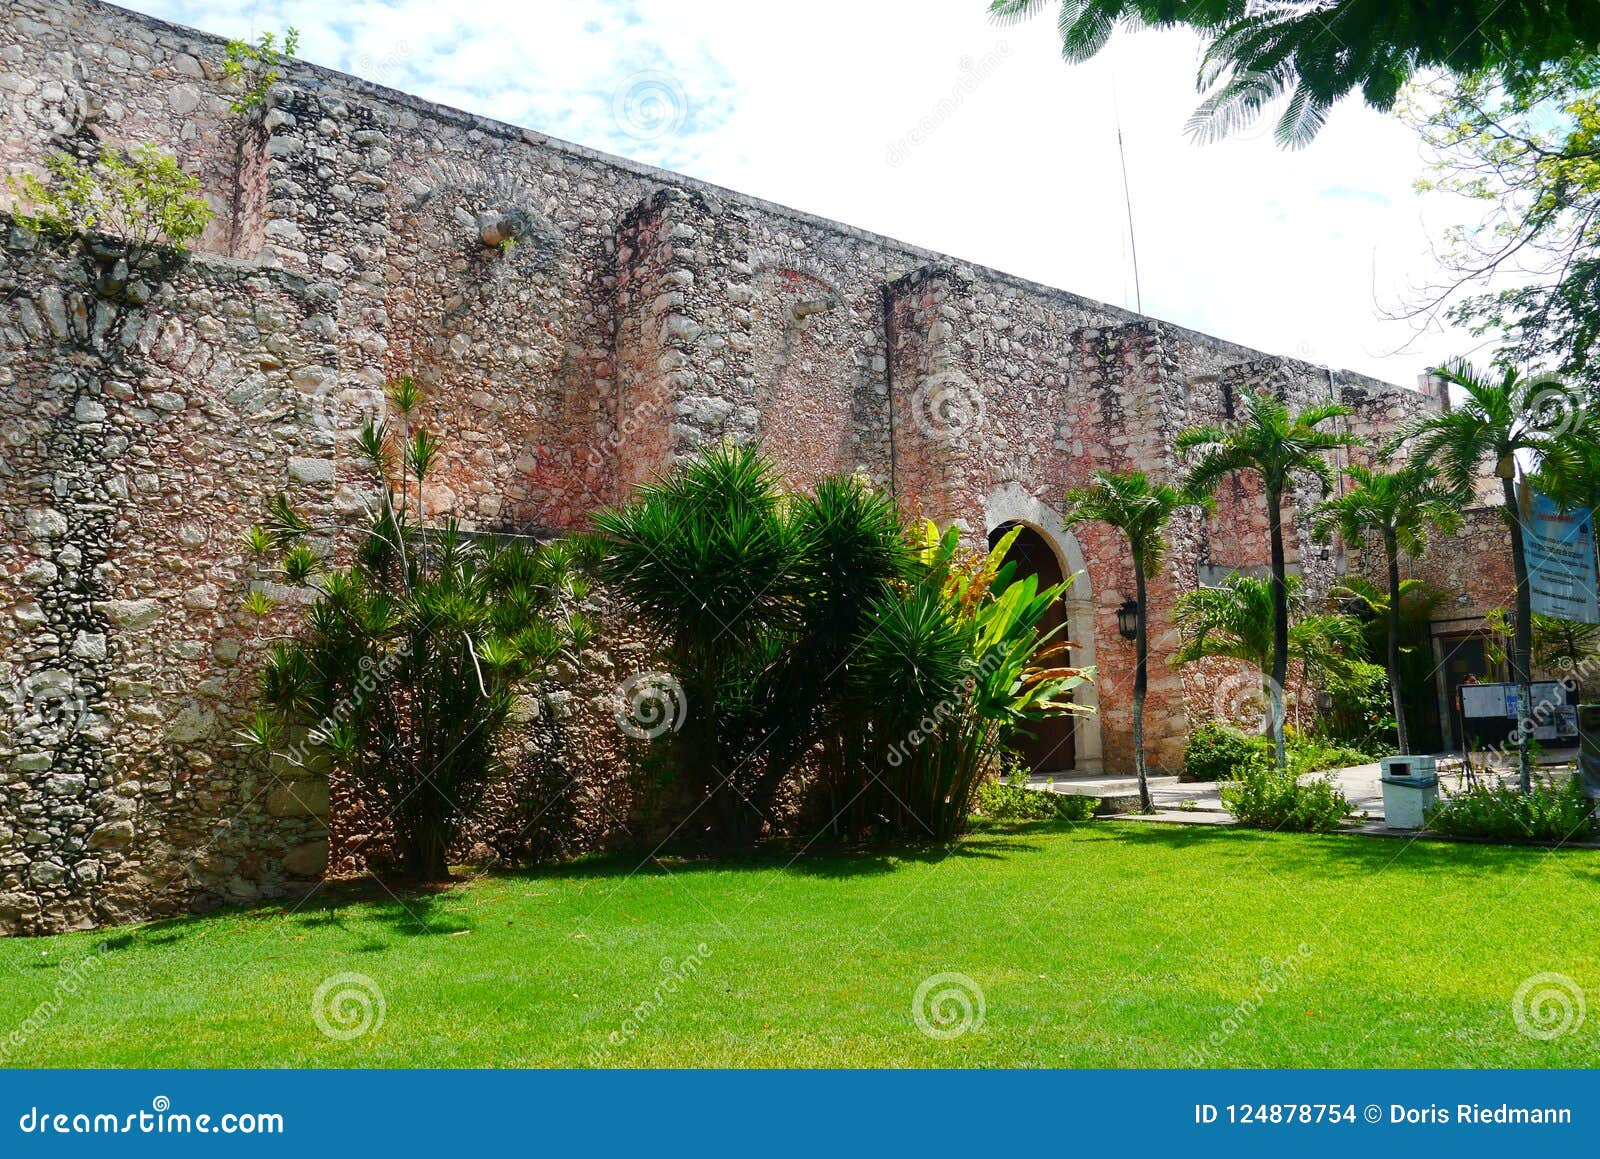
[989,523,1076,774]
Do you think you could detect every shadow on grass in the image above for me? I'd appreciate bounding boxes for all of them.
[1091,817,1600,881]
[69,828,1060,951]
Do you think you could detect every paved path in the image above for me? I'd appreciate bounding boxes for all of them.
[1029,748,1581,830]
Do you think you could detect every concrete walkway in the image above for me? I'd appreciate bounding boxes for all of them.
[1030,748,1582,830]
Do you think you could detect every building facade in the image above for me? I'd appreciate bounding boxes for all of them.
[0,0,1512,932]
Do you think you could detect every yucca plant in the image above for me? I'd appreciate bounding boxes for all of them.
[238,378,586,880]
[848,525,1092,841]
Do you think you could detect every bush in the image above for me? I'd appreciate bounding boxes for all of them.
[974,773,1099,823]
[1287,737,1379,775]
[1183,721,1271,781]
[1221,765,1352,832]
[239,379,587,880]
[1425,776,1596,843]
[591,447,1091,847]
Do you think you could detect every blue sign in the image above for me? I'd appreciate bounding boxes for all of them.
[1522,489,1600,624]
[2,1069,1598,1156]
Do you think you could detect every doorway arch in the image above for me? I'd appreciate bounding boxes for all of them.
[983,483,1104,774]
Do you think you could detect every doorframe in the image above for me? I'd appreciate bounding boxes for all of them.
[984,483,1104,774]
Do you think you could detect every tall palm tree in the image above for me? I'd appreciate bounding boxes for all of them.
[1064,470,1209,812]
[1179,389,1356,770]
[1312,462,1461,754]
[1399,363,1582,792]
[1172,572,1368,709]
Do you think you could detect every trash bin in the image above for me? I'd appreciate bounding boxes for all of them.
[1380,754,1439,830]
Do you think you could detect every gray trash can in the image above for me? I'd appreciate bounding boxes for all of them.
[1380,754,1439,830]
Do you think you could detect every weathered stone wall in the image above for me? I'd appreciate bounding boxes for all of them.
[0,0,1510,932]
[0,231,335,932]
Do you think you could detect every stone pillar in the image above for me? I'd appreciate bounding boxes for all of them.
[883,265,979,520]
[612,187,756,492]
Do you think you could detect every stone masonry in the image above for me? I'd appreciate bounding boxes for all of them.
[0,0,1514,932]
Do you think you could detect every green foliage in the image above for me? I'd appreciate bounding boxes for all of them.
[1183,721,1270,782]
[1426,775,1597,843]
[845,523,1093,841]
[1287,736,1379,777]
[1172,572,1367,682]
[223,28,300,116]
[1316,660,1396,753]
[1062,469,1209,577]
[1312,461,1461,560]
[243,379,583,880]
[591,447,1091,847]
[1186,721,1375,783]
[974,771,1099,823]
[1406,60,1600,392]
[1532,614,1600,697]
[1222,764,1352,833]
[1179,389,1358,773]
[7,145,212,255]
[989,1,1600,147]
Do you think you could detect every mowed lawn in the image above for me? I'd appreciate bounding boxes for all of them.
[2,822,1597,1067]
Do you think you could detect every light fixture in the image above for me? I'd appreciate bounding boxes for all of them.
[1117,598,1140,641]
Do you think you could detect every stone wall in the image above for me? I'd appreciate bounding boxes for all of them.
[0,0,1511,933]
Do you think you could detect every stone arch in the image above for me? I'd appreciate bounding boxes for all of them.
[983,482,1103,773]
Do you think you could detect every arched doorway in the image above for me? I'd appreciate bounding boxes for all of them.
[982,482,1103,774]
[989,522,1076,774]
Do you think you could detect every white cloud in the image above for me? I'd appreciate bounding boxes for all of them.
[125,0,1491,385]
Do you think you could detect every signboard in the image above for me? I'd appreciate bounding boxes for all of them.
[1459,681,1574,744]
[1520,488,1600,624]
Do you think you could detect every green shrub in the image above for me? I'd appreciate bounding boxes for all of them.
[1183,721,1271,781]
[1425,776,1596,843]
[1221,765,1352,832]
[1287,737,1378,775]
[974,773,1098,823]
[238,378,587,879]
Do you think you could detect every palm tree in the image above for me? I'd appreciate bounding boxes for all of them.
[1312,462,1461,754]
[1178,389,1355,770]
[1399,363,1582,792]
[987,1,1600,147]
[1064,470,1208,812]
[1172,573,1368,719]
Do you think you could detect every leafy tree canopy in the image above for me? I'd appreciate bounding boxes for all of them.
[989,1,1600,146]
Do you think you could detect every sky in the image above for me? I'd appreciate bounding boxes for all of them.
[121,0,1493,387]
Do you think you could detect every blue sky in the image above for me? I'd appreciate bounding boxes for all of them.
[124,0,1490,386]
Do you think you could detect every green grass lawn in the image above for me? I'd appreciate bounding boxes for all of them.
[2,822,1597,1067]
